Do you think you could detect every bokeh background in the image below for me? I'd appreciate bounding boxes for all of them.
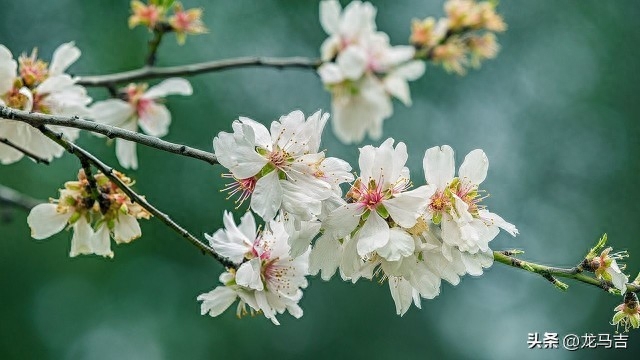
[1,0,639,358]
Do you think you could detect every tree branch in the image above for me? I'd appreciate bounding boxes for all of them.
[0,105,218,165]
[76,56,322,87]
[493,250,640,294]
[0,184,42,211]
[0,137,50,165]
[35,125,235,268]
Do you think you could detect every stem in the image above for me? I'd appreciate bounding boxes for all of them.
[80,158,101,205]
[146,28,165,66]
[36,125,235,268]
[0,184,42,210]
[0,105,218,165]
[77,56,322,87]
[493,250,640,294]
[0,137,50,165]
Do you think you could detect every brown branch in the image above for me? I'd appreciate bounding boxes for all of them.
[76,56,322,87]
[0,105,218,166]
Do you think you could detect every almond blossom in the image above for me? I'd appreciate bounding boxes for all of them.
[612,292,640,332]
[199,211,310,325]
[0,42,91,164]
[26,170,150,258]
[586,245,629,293]
[320,138,434,274]
[318,1,425,144]
[421,145,517,255]
[213,110,353,222]
[90,78,192,169]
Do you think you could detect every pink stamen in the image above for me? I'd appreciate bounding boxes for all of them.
[221,174,257,207]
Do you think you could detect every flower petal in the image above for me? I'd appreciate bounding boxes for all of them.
[389,276,414,316]
[392,60,426,81]
[69,216,94,257]
[383,75,411,106]
[382,185,434,228]
[322,202,363,239]
[318,62,344,84]
[459,149,489,185]
[112,213,142,244]
[377,228,415,261]
[116,138,138,170]
[0,45,17,94]
[479,210,518,236]
[90,99,135,128]
[49,42,80,76]
[319,0,341,34]
[423,145,455,189]
[27,203,73,240]
[138,102,171,137]
[197,286,238,317]
[143,78,192,99]
[250,171,283,221]
[236,258,264,291]
[337,46,368,80]
[309,234,342,280]
[90,224,114,258]
[356,210,389,256]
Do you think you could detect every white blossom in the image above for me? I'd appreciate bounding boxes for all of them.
[200,211,310,325]
[320,138,434,280]
[422,145,517,254]
[90,78,192,169]
[318,1,425,144]
[0,42,91,164]
[213,110,353,222]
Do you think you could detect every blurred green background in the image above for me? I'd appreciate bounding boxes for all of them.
[1,0,638,358]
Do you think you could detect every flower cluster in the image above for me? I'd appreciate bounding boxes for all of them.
[0,42,91,164]
[317,0,426,144]
[411,0,506,75]
[198,211,310,325]
[212,111,517,320]
[27,169,151,258]
[310,141,517,315]
[129,0,207,44]
[90,78,193,169]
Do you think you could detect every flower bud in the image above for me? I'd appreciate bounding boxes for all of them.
[129,0,166,29]
[168,2,207,45]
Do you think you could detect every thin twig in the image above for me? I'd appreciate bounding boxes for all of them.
[0,137,50,165]
[77,56,322,87]
[35,125,235,268]
[493,250,640,294]
[0,184,42,211]
[0,106,218,165]
[146,27,166,66]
